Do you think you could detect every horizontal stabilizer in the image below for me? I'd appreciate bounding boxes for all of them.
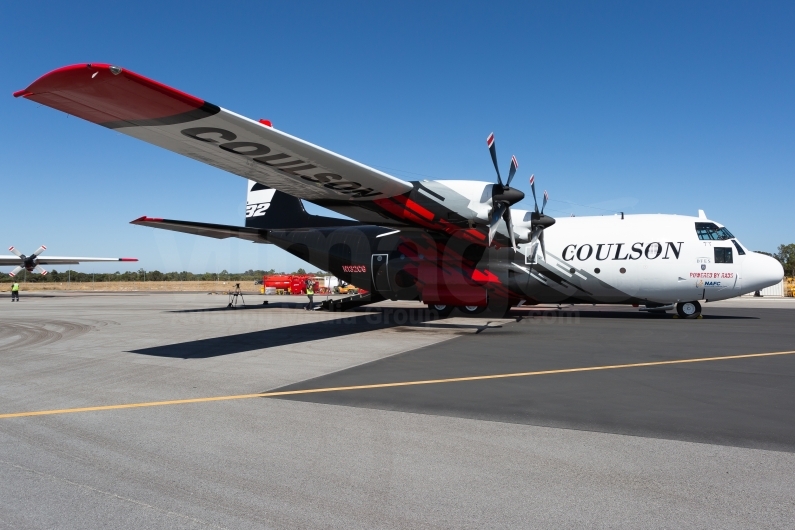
[131,216,271,243]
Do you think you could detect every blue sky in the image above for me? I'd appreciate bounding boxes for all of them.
[2,1,792,273]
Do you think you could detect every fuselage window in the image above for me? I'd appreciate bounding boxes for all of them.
[714,247,733,263]
[695,222,735,241]
[730,240,746,255]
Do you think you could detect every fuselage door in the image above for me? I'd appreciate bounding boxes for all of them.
[371,254,391,293]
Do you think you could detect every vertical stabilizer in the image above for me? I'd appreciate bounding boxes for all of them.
[244,180,360,229]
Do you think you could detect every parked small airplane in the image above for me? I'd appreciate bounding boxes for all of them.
[1,245,138,277]
[14,63,783,317]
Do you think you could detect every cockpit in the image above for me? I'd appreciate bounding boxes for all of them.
[695,222,734,241]
[695,222,746,263]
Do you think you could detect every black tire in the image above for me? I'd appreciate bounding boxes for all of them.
[458,305,486,316]
[427,303,455,318]
[676,301,701,319]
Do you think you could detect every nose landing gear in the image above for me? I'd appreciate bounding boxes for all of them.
[676,301,702,319]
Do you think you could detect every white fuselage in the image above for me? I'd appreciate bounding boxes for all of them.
[520,213,783,304]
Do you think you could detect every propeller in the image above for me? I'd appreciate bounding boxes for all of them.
[7,245,48,277]
[527,179,555,262]
[485,133,525,249]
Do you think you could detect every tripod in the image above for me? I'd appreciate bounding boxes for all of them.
[227,283,246,308]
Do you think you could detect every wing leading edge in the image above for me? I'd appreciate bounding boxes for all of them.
[15,64,413,205]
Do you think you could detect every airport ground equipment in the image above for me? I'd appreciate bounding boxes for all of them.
[262,274,319,295]
[336,282,361,295]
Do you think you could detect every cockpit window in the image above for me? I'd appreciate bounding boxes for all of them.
[731,240,746,255]
[695,222,735,240]
[714,247,733,263]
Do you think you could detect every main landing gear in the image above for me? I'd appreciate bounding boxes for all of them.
[425,304,496,318]
[427,303,455,318]
[459,305,487,316]
[676,301,702,319]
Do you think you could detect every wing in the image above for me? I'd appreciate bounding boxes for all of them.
[15,63,413,203]
[0,257,137,265]
[132,216,270,243]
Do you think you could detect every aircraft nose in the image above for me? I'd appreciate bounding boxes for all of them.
[743,252,784,292]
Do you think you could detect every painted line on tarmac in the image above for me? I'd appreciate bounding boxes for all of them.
[2,350,795,419]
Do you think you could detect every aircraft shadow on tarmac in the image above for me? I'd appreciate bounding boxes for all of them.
[129,308,491,359]
[517,308,757,320]
[168,301,375,313]
[130,305,758,359]
[169,302,757,321]
[168,304,278,313]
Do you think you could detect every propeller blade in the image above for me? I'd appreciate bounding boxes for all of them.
[527,226,541,263]
[488,202,508,246]
[486,132,503,185]
[541,190,549,214]
[539,229,547,262]
[8,265,23,277]
[33,265,48,275]
[31,245,47,258]
[506,155,518,187]
[502,207,517,250]
[8,246,23,258]
[529,175,538,213]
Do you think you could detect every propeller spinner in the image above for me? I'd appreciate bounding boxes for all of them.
[7,245,48,277]
[526,177,555,262]
[485,133,525,249]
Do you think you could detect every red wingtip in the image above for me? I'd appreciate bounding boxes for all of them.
[119,258,138,262]
[131,215,163,223]
[17,63,210,127]
[13,89,32,98]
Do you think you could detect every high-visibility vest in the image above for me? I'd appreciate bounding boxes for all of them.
[11,283,19,292]
[306,285,314,295]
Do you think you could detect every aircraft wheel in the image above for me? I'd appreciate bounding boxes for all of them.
[676,301,701,319]
[459,305,486,316]
[427,303,454,318]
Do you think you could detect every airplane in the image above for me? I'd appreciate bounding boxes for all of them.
[1,245,138,277]
[14,63,783,318]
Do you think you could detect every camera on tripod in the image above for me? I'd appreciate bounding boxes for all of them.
[227,283,245,308]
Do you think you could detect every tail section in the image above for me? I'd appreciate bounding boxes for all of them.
[245,180,360,229]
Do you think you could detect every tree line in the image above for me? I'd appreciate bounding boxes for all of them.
[0,268,326,283]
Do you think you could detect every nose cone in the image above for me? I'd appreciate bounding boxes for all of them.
[743,252,784,292]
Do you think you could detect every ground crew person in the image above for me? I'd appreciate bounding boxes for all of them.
[11,281,20,302]
[305,279,314,310]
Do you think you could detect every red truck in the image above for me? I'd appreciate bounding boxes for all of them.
[263,274,319,295]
